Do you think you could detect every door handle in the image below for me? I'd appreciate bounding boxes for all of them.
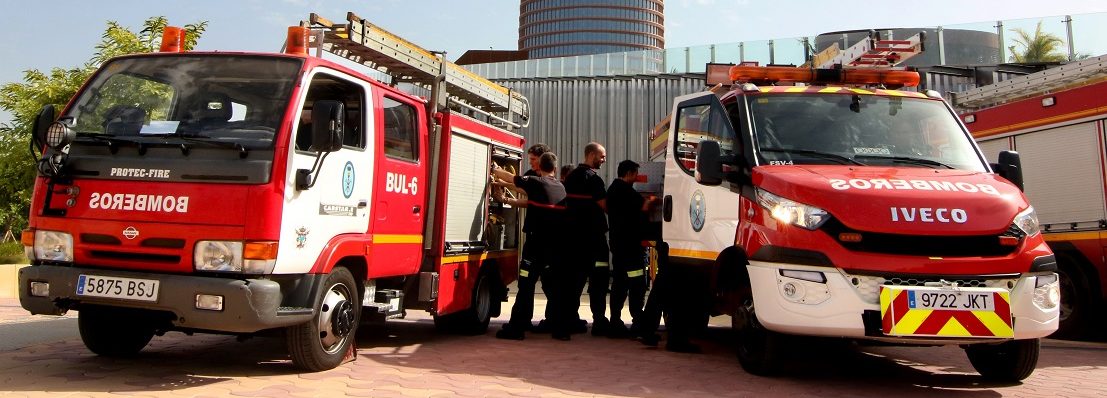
[663,195,673,222]
[413,205,421,214]
[358,200,368,208]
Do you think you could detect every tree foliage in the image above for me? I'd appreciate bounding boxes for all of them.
[0,17,206,233]
[1008,21,1068,63]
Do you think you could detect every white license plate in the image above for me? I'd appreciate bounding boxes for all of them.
[76,274,160,302]
[907,290,995,311]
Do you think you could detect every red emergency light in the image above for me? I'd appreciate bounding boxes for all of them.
[159,26,186,53]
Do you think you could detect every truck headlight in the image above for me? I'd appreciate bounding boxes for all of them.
[1013,206,1040,236]
[194,241,278,274]
[194,241,244,272]
[32,230,74,262]
[756,188,830,230]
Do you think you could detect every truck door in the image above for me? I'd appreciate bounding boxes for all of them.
[662,92,742,264]
[370,95,428,277]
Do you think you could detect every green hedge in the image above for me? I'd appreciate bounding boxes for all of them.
[0,241,27,264]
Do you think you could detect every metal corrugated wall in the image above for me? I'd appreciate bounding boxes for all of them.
[496,74,706,183]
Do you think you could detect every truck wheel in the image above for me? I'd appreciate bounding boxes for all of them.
[287,267,360,372]
[78,305,155,357]
[436,270,496,335]
[965,338,1040,382]
[733,298,781,376]
[1054,263,1093,339]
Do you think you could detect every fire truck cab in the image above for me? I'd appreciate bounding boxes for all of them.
[652,64,1060,381]
[19,14,526,371]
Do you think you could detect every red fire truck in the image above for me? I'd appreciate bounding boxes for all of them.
[647,60,1059,381]
[18,12,528,371]
[956,55,1107,338]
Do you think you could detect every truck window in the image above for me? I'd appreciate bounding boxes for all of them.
[382,97,419,162]
[64,55,300,148]
[750,94,986,171]
[296,74,366,151]
[673,102,737,175]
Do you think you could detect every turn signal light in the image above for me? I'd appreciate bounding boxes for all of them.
[244,241,279,260]
[159,26,185,53]
[20,229,34,246]
[838,233,863,243]
[286,26,310,55]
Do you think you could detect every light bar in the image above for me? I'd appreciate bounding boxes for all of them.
[726,65,920,87]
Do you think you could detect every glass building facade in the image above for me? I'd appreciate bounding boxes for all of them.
[520,0,665,59]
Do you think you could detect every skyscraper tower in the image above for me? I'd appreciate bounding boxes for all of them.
[519,0,665,59]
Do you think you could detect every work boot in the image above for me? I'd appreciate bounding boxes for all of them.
[495,325,525,341]
[665,340,701,354]
[572,318,588,334]
[606,321,629,338]
[531,319,552,334]
[591,318,610,337]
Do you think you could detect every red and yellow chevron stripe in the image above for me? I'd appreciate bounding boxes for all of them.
[879,287,1013,338]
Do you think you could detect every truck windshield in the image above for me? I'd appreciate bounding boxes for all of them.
[749,93,986,172]
[65,55,302,149]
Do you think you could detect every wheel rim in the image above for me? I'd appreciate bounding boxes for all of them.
[317,281,354,354]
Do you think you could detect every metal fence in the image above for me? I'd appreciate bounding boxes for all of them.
[465,11,1107,79]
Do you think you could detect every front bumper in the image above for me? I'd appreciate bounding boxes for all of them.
[747,260,1059,344]
[19,265,315,333]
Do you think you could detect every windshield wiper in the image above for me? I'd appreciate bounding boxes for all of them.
[853,154,956,169]
[175,136,250,158]
[760,147,865,165]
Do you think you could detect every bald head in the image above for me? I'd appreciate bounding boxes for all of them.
[584,142,606,169]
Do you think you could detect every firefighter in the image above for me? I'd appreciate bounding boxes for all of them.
[636,243,701,353]
[559,164,573,182]
[561,142,610,339]
[490,152,566,340]
[605,160,656,338]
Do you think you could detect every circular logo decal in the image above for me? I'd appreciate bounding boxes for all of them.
[342,161,355,198]
[689,190,706,232]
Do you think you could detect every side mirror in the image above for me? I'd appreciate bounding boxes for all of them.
[31,104,56,151]
[695,139,723,185]
[310,100,344,152]
[991,150,1024,191]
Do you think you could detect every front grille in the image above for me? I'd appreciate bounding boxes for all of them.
[847,273,1017,304]
[89,250,180,263]
[81,233,121,245]
[822,219,1020,257]
[141,238,186,249]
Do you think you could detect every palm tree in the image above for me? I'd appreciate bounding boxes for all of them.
[1008,21,1067,63]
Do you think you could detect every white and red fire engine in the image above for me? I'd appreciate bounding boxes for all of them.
[18,12,528,371]
[647,56,1060,380]
[957,55,1107,338]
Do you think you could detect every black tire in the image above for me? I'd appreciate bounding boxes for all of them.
[78,305,155,357]
[435,270,497,335]
[732,297,781,376]
[965,338,1040,382]
[1054,263,1093,339]
[287,267,360,372]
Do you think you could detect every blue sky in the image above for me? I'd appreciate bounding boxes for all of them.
[2,0,1105,124]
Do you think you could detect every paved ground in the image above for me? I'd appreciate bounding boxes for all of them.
[1,292,1106,397]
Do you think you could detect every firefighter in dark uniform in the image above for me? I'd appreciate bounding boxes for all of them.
[490,152,566,340]
[605,160,656,338]
[561,142,610,339]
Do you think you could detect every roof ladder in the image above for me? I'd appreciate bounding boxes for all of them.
[305,12,529,128]
[814,30,925,69]
[951,54,1107,110]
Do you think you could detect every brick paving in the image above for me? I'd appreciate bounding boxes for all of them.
[1,295,1106,397]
